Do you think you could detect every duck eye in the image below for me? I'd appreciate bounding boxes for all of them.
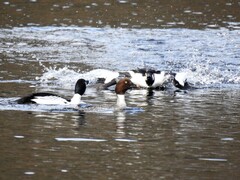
[125,81,128,84]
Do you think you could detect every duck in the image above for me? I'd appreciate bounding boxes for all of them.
[127,68,171,89]
[16,79,88,105]
[95,68,171,91]
[115,78,134,109]
[171,72,195,90]
[146,69,171,88]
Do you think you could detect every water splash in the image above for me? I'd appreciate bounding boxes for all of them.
[37,66,119,89]
[37,65,240,90]
[1,27,240,87]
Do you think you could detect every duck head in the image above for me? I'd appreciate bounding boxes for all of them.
[145,70,155,87]
[171,72,193,90]
[115,78,133,95]
[74,79,88,95]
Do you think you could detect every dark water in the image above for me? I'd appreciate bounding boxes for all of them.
[1,1,240,179]
[1,0,240,29]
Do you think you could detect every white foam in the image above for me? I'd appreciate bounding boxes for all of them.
[1,27,240,87]
[37,67,119,90]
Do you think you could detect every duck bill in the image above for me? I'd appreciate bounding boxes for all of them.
[129,81,138,89]
[85,80,89,85]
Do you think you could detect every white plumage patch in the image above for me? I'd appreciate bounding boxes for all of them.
[70,94,82,105]
[175,72,187,87]
[128,71,148,88]
[104,72,119,84]
[152,71,171,87]
[116,94,127,109]
[31,96,69,105]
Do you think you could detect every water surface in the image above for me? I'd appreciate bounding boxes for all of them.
[0,1,240,179]
[1,0,240,29]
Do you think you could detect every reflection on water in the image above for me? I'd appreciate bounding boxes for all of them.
[0,0,240,29]
[0,84,240,179]
[116,111,126,138]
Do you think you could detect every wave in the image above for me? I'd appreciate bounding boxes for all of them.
[1,27,239,87]
[37,66,240,90]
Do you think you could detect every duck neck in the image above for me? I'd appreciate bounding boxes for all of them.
[116,94,127,109]
[70,93,82,105]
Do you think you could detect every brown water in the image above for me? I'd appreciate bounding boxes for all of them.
[0,0,240,179]
[1,0,240,29]
[1,89,240,179]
